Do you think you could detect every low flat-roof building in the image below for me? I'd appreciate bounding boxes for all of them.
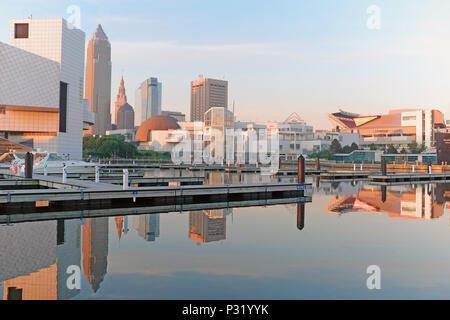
[329,109,445,150]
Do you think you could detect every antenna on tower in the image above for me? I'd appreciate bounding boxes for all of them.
[232,100,235,115]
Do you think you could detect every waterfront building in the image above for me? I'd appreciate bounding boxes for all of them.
[161,110,186,122]
[84,25,112,136]
[135,115,181,152]
[258,113,322,160]
[135,78,162,126]
[0,18,93,160]
[328,109,445,149]
[190,77,228,122]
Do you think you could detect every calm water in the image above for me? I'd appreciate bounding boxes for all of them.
[1,173,450,300]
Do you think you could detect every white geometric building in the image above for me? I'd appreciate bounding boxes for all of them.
[0,18,94,160]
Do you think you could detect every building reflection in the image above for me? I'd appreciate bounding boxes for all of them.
[0,219,81,300]
[133,214,160,242]
[189,209,231,243]
[114,216,129,242]
[326,185,444,220]
[82,217,109,293]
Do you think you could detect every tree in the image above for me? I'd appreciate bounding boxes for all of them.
[369,143,377,150]
[386,144,398,154]
[408,141,426,154]
[308,149,335,160]
[330,139,342,153]
[342,145,352,154]
[350,143,359,151]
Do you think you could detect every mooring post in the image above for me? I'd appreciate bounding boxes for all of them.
[62,165,67,183]
[123,169,129,190]
[412,165,415,173]
[95,166,100,183]
[381,158,387,176]
[428,160,432,174]
[315,158,320,171]
[297,202,305,231]
[298,155,305,185]
[381,185,387,203]
[360,163,363,171]
[25,152,33,179]
[44,164,48,176]
[353,163,356,172]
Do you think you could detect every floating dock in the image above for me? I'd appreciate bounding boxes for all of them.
[0,196,312,224]
[370,173,450,183]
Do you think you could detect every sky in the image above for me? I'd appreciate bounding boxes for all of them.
[1,0,450,129]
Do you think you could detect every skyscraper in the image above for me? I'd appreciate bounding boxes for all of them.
[135,78,162,127]
[190,78,228,122]
[84,25,112,136]
[114,75,127,124]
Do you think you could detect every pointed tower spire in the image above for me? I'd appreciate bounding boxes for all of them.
[94,24,108,40]
[114,75,128,124]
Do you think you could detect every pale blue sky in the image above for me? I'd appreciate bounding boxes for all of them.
[1,0,450,128]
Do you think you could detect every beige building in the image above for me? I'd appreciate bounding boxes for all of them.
[190,78,228,121]
[0,18,92,159]
[84,25,112,136]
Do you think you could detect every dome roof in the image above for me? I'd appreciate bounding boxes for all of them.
[135,115,181,142]
[118,103,134,113]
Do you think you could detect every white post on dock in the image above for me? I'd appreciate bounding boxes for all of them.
[123,169,129,190]
[360,164,363,171]
[44,164,48,176]
[412,165,415,173]
[95,166,100,183]
[62,165,67,183]
[353,163,356,171]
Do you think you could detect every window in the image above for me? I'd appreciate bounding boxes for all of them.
[403,116,416,121]
[14,23,29,39]
[59,82,68,133]
[7,287,22,300]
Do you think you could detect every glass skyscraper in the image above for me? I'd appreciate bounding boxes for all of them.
[135,77,162,126]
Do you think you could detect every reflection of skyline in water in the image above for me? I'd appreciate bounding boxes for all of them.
[0,220,81,300]
[2,181,450,299]
[189,209,231,243]
[326,184,445,221]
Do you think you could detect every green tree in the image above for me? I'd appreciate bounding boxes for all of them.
[408,141,426,154]
[342,145,352,154]
[307,149,335,160]
[386,144,398,154]
[330,139,342,153]
[369,143,377,150]
[350,142,359,151]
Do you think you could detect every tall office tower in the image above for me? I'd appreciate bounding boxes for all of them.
[82,217,109,293]
[114,75,127,124]
[6,18,89,160]
[190,78,228,122]
[84,25,112,136]
[135,78,162,126]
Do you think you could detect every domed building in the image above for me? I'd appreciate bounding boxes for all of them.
[117,103,135,130]
[135,115,182,152]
